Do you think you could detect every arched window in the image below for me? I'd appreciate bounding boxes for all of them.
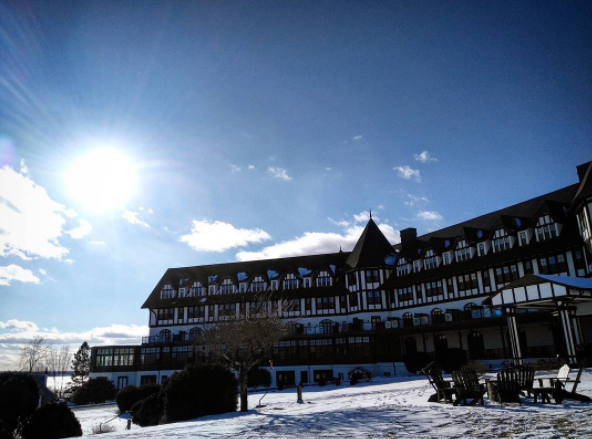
[402,312,414,328]
[464,302,478,310]
[320,319,335,334]
[159,329,171,343]
[431,308,445,324]
[189,327,202,341]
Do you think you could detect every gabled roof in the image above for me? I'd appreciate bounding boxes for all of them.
[570,161,592,212]
[345,218,395,269]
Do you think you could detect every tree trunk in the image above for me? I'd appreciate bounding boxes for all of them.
[239,369,248,412]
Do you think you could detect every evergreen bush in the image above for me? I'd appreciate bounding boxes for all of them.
[162,365,237,424]
[247,367,271,389]
[71,378,117,405]
[0,372,39,438]
[131,392,164,427]
[403,352,432,374]
[20,402,82,439]
[116,383,161,413]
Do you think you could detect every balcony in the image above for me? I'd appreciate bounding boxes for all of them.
[142,333,196,345]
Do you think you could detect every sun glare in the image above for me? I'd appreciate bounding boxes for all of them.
[65,148,138,211]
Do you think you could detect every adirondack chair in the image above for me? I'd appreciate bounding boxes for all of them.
[537,364,571,388]
[514,365,535,397]
[451,368,486,405]
[424,368,456,404]
[495,369,522,404]
[533,366,591,403]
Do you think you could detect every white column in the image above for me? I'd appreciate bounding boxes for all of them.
[558,303,578,364]
[506,308,523,366]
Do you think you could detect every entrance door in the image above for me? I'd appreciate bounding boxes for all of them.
[117,376,128,389]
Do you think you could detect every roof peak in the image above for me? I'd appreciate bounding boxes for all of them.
[345,219,394,269]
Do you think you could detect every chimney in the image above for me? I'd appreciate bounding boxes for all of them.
[400,228,417,246]
[576,161,592,183]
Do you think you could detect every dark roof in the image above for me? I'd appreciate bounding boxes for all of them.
[345,218,396,269]
[570,161,592,212]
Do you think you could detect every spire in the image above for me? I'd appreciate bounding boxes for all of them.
[369,209,372,219]
[345,218,394,269]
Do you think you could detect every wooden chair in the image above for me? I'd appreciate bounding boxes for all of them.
[537,364,571,389]
[534,365,590,403]
[424,368,456,404]
[514,365,535,397]
[452,368,486,405]
[496,369,522,404]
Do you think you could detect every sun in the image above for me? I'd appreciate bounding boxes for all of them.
[65,148,138,211]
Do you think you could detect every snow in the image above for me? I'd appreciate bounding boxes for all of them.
[73,370,592,438]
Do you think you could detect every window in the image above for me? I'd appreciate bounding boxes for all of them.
[443,253,451,265]
[457,273,478,292]
[524,260,534,275]
[538,253,567,275]
[220,279,234,294]
[160,285,175,299]
[187,306,205,321]
[519,231,528,246]
[492,229,511,252]
[158,329,171,343]
[156,308,174,325]
[283,298,301,313]
[365,269,380,283]
[283,274,298,290]
[218,303,235,320]
[349,292,359,307]
[347,271,358,287]
[398,286,414,302]
[413,260,421,273]
[366,291,382,306]
[431,308,445,324]
[316,271,332,287]
[96,349,113,368]
[251,277,266,292]
[305,298,312,313]
[396,258,410,276]
[455,240,472,261]
[189,282,206,296]
[494,264,519,284]
[339,295,347,311]
[536,215,558,242]
[189,327,202,340]
[315,296,335,311]
[477,243,486,256]
[577,211,590,241]
[424,249,438,270]
[303,278,311,288]
[481,269,491,289]
[177,307,185,322]
[425,280,443,297]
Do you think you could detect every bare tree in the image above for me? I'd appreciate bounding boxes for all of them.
[45,345,73,398]
[19,336,49,372]
[196,303,285,412]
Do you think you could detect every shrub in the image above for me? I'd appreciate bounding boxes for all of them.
[131,393,164,427]
[247,368,271,389]
[162,365,237,424]
[403,352,432,374]
[438,348,468,374]
[318,379,326,387]
[20,402,82,439]
[334,378,341,386]
[71,378,117,405]
[350,376,358,386]
[116,383,161,413]
[0,372,39,438]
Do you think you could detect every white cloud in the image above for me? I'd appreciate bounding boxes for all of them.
[417,211,443,221]
[180,219,271,252]
[325,167,332,171]
[39,268,47,275]
[404,194,429,207]
[414,150,438,163]
[90,240,106,246]
[267,167,292,181]
[237,222,399,261]
[0,265,40,286]
[353,211,374,223]
[0,321,149,369]
[230,164,241,173]
[393,165,421,181]
[122,211,150,228]
[353,135,363,140]
[248,165,256,170]
[328,218,351,228]
[64,209,78,218]
[139,206,154,214]
[65,219,92,239]
[0,166,69,260]
[377,204,385,210]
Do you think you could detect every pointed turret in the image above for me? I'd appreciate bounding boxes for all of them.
[346,218,394,269]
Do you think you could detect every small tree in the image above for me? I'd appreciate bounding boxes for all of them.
[197,303,285,412]
[19,336,49,372]
[71,342,91,387]
[45,346,72,399]
[71,378,116,405]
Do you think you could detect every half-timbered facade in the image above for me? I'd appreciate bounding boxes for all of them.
[91,161,592,388]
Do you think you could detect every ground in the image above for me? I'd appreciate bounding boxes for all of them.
[73,371,592,438]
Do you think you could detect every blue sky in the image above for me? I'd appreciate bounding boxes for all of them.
[0,1,590,369]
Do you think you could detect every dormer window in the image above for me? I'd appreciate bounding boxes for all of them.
[492,229,511,252]
[251,276,266,292]
[316,270,332,287]
[189,282,206,296]
[303,278,311,288]
[365,269,380,283]
[477,243,486,257]
[284,274,298,289]
[455,240,472,261]
[518,231,528,246]
[536,215,558,242]
[220,279,234,294]
[423,249,438,270]
[160,285,176,299]
[413,260,421,273]
[396,258,410,276]
[442,253,451,265]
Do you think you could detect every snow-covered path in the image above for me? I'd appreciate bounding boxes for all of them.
[74,372,592,438]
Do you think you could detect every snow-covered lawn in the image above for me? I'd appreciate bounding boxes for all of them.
[74,371,592,438]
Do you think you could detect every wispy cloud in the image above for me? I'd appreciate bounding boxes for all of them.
[0,265,40,286]
[0,166,70,260]
[268,167,292,181]
[393,165,421,181]
[414,150,438,163]
[404,194,429,207]
[180,219,271,252]
[230,164,241,173]
[417,211,443,221]
[237,215,399,261]
[122,211,150,228]
[248,165,256,170]
[90,240,106,246]
[353,135,363,140]
[65,219,92,239]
